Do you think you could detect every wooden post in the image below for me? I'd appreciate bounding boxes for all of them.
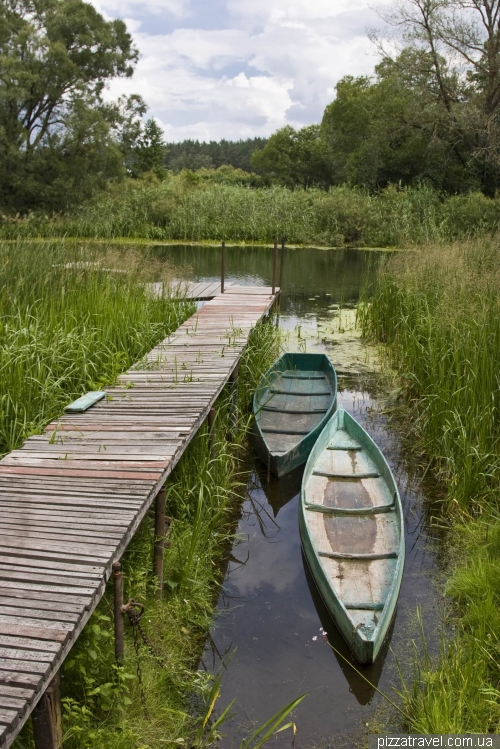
[278,238,285,294]
[208,407,216,460]
[221,241,225,294]
[271,239,277,295]
[113,562,124,663]
[32,672,62,749]
[228,365,238,441]
[154,487,166,599]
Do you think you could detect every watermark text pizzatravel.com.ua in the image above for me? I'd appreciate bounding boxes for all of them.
[368,736,500,748]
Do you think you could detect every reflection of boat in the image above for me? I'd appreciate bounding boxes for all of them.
[302,551,391,704]
[254,461,303,518]
[251,353,338,478]
[300,407,404,664]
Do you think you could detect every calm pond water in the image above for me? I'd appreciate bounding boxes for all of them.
[155,245,443,747]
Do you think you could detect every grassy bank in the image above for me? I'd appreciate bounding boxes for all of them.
[3,176,500,247]
[0,239,194,455]
[359,238,500,731]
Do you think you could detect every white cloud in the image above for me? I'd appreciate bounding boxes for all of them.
[94,0,392,141]
[93,0,190,17]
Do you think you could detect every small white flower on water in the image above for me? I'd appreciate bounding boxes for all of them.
[312,636,318,641]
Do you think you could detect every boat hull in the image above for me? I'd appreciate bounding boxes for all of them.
[251,353,338,478]
[299,408,404,663]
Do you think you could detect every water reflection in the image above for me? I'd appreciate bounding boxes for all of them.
[302,554,390,706]
[254,464,303,519]
[153,244,441,745]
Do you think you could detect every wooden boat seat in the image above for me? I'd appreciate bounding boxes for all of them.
[282,371,326,380]
[305,502,395,515]
[327,433,362,450]
[312,470,380,479]
[271,388,332,396]
[262,405,328,412]
[262,427,311,435]
[318,550,398,560]
[344,602,385,611]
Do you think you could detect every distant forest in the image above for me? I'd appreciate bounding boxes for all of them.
[164,138,268,173]
[5,0,500,212]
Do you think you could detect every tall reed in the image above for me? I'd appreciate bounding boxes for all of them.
[0,239,194,453]
[3,178,500,247]
[359,237,500,508]
[359,237,500,731]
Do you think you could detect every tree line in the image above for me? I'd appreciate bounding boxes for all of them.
[2,0,500,214]
[253,0,500,196]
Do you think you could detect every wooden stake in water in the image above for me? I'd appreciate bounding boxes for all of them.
[208,407,216,460]
[272,239,277,295]
[32,671,62,749]
[279,239,285,295]
[113,562,124,663]
[221,241,225,294]
[228,365,238,441]
[154,486,167,598]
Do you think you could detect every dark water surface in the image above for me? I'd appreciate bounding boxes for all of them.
[155,246,442,747]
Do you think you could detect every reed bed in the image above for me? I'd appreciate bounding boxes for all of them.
[359,238,500,731]
[0,239,193,454]
[3,178,500,247]
[359,238,500,508]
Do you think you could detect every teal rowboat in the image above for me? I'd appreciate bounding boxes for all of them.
[251,353,337,478]
[299,407,404,664]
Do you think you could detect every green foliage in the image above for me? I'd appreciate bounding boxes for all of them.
[0,239,193,454]
[360,237,500,507]
[165,137,268,173]
[360,237,500,731]
[320,51,470,193]
[397,517,500,732]
[250,125,330,188]
[5,177,500,247]
[0,0,140,210]
[124,119,168,179]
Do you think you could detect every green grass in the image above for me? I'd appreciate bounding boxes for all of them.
[359,237,500,731]
[359,237,500,509]
[3,177,500,247]
[0,238,194,454]
[12,317,283,749]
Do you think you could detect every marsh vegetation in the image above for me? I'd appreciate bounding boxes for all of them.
[360,238,500,732]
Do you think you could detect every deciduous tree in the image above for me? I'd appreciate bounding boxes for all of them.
[0,0,138,209]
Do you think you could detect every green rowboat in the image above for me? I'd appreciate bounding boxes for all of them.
[299,407,404,664]
[251,353,337,478]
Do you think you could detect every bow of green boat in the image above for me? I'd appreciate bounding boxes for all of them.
[300,407,405,664]
[251,352,338,477]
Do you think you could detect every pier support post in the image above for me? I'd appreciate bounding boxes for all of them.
[228,365,239,441]
[278,239,285,299]
[221,241,225,294]
[208,407,216,460]
[154,487,167,599]
[113,562,125,663]
[271,239,277,295]
[32,671,62,749]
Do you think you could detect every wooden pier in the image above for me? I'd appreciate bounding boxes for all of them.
[0,285,278,748]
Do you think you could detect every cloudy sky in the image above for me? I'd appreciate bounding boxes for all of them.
[89,0,392,142]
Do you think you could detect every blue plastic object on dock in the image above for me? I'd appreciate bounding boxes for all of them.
[64,390,107,413]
